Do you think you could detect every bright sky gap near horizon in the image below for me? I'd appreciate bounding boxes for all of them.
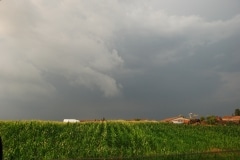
[0,0,240,120]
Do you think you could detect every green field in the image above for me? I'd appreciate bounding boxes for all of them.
[0,121,240,159]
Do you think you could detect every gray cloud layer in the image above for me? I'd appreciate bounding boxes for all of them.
[1,0,240,120]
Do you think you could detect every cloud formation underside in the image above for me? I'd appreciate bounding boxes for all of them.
[0,0,240,119]
[0,1,125,98]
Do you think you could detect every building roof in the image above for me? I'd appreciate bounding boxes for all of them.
[161,116,190,122]
[222,116,240,121]
[160,116,181,122]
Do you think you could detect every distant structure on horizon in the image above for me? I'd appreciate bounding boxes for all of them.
[63,119,80,123]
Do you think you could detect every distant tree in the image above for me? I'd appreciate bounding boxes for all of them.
[102,117,106,121]
[206,116,217,125]
[235,108,240,116]
[134,118,141,121]
[200,116,205,122]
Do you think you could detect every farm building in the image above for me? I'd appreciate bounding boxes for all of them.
[222,116,240,123]
[171,117,190,124]
[161,116,190,124]
[63,119,80,123]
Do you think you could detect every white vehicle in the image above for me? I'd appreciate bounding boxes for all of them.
[63,119,80,123]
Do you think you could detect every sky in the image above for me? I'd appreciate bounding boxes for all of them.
[0,0,240,120]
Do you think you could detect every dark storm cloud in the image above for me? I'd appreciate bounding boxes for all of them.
[0,0,240,120]
[112,9,240,118]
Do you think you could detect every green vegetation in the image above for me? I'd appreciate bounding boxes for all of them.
[205,115,218,125]
[235,108,240,116]
[0,121,240,159]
